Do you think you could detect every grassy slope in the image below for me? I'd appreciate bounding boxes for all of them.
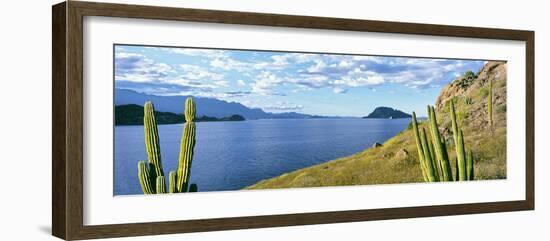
[247,61,507,190]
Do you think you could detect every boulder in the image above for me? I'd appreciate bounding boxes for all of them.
[396,149,409,159]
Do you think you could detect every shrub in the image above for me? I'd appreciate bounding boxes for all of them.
[458,71,477,89]
[497,105,506,113]
[464,97,473,105]
[479,87,489,98]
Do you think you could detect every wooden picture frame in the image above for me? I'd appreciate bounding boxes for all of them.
[52,1,534,240]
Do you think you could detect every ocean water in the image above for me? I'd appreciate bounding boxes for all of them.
[114,118,409,195]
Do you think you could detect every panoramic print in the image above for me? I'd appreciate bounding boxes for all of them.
[113,44,507,195]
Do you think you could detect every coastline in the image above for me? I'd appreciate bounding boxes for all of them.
[244,123,422,190]
[246,62,508,190]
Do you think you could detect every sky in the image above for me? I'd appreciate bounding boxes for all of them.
[114,45,485,117]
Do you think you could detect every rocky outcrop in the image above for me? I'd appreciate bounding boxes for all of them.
[435,61,506,111]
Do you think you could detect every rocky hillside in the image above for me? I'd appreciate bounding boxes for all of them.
[247,61,507,189]
[436,61,507,132]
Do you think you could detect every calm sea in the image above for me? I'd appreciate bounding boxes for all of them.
[114,118,409,195]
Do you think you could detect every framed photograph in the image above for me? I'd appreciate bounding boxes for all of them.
[52,1,534,240]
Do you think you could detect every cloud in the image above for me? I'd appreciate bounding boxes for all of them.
[240,52,323,72]
[297,55,483,90]
[116,46,484,100]
[283,53,321,63]
[332,68,385,87]
[210,57,250,71]
[250,71,285,95]
[352,55,383,63]
[190,91,252,99]
[271,55,290,66]
[115,51,232,96]
[180,64,224,81]
[153,47,284,72]
[306,59,327,73]
[164,48,228,59]
[209,54,291,72]
[214,80,230,87]
[337,60,353,68]
[293,75,329,89]
[333,87,348,94]
[115,81,195,96]
[163,77,218,91]
[262,101,304,111]
[223,91,252,97]
[115,52,174,83]
[237,79,246,86]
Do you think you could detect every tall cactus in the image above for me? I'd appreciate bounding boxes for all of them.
[466,151,474,180]
[412,112,427,181]
[488,77,493,126]
[137,102,165,194]
[137,98,199,194]
[427,106,453,181]
[144,102,164,179]
[174,98,197,193]
[450,100,467,181]
[420,127,439,181]
[411,102,475,182]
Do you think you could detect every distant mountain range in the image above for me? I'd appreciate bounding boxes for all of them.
[363,107,412,119]
[115,89,329,120]
[115,104,246,125]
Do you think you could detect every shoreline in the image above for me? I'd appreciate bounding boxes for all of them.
[244,124,411,190]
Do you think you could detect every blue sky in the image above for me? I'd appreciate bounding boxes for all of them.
[114,45,485,117]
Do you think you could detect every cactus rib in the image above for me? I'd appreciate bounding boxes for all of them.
[169,171,177,193]
[138,161,154,194]
[420,128,438,182]
[411,112,428,181]
[427,106,453,181]
[156,176,166,194]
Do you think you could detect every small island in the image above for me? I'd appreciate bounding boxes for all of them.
[363,107,412,119]
[115,104,245,125]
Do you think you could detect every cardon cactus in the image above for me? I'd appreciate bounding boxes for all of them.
[412,112,438,182]
[411,101,475,182]
[137,98,199,194]
[137,101,165,194]
[450,100,467,181]
[488,77,493,126]
[466,150,474,180]
[174,98,197,193]
[427,105,453,181]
